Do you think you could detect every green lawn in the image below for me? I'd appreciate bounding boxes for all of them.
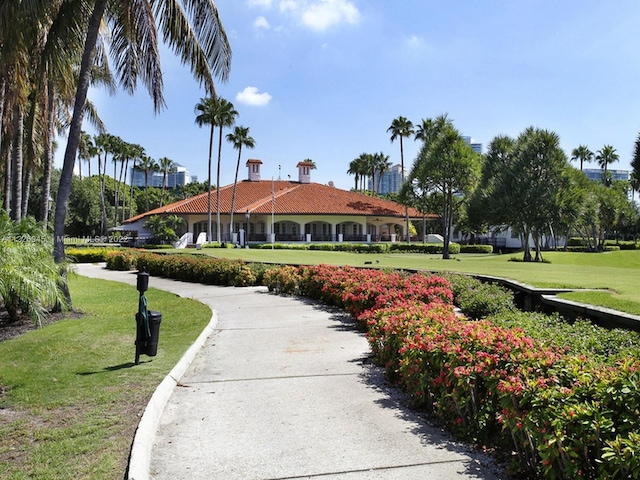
[175,247,640,315]
[0,274,211,480]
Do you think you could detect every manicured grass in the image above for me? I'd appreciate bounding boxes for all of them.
[166,247,640,315]
[0,274,211,480]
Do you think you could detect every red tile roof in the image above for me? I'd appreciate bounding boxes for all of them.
[124,181,426,224]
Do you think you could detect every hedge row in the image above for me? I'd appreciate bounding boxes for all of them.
[255,242,463,254]
[105,250,269,287]
[66,247,120,263]
[262,265,640,479]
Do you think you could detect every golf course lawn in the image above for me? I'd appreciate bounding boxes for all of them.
[176,247,640,315]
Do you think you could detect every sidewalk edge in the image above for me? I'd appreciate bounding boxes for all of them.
[127,311,219,480]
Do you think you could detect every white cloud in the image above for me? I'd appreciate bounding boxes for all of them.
[248,0,273,8]
[254,16,271,30]
[407,34,425,48]
[278,0,360,31]
[236,86,272,106]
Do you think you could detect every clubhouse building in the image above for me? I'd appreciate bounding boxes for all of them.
[121,160,424,245]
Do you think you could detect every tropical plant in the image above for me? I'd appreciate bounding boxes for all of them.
[388,116,415,241]
[158,156,177,207]
[144,214,185,244]
[596,144,619,186]
[410,120,481,259]
[0,212,66,325]
[226,126,255,238]
[51,0,232,289]
[138,155,159,213]
[570,144,593,171]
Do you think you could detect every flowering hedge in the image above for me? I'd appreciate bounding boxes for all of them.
[263,264,640,479]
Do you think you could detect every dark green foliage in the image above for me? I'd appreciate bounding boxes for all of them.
[440,273,516,319]
[459,244,493,254]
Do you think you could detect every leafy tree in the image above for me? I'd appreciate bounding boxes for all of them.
[570,145,593,171]
[373,152,391,194]
[65,176,105,237]
[470,127,569,262]
[226,126,255,238]
[388,116,414,241]
[409,120,481,259]
[176,181,208,199]
[144,214,185,244]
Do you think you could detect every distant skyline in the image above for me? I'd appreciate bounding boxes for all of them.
[63,1,640,191]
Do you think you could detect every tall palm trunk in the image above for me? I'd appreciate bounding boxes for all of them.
[40,81,55,226]
[98,152,108,235]
[112,158,118,226]
[10,103,23,221]
[121,158,129,222]
[129,159,136,218]
[160,170,167,207]
[0,79,6,213]
[3,140,11,214]
[54,0,107,268]
[207,124,214,242]
[229,145,243,236]
[216,126,223,243]
[400,137,410,242]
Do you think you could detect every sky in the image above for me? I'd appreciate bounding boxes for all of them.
[67,0,640,191]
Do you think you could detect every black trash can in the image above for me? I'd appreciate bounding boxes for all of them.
[144,310,162,356]
[135,310,162,360]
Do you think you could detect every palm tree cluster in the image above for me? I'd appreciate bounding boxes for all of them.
[0,1,232,267]
[194,96,256,243]
[347,152,391,193]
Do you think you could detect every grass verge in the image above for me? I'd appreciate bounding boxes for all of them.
[0,273,211,479]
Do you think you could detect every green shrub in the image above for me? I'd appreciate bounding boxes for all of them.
[389,242,461,254]
[440,273,516,319]
[105,250,140,270]
[66,247,119,263]
[459,244,493,254]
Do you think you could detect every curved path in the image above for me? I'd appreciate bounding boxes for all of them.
[76,263,502,480]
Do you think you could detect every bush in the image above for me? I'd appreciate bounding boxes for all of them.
[459,244,493,254]
[390,242,461,254]
[441,273,516,319]
[66,247,119,263]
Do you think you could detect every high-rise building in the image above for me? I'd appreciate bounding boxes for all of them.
[462,136,483,154]
[584,168,630,183]
[369,164,405,195]
[130,164,192,188]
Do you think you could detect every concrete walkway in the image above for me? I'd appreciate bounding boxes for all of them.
[75,264,502,480]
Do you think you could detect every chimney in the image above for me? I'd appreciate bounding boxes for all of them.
[246,159,262,181]
[297,161,313,184]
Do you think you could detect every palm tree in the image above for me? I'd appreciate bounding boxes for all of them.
[158,156,177,207]
[596,145,619,186]
[388,116,414,240]
[346,161,360,191]
[373,152,391,194]
[138,155,159,212]
[52,0,232,268]
[195,96,218,243]
[570,145,593,171]
[226,126,255,239]
[128,144,145,218]
[195,96,238,243]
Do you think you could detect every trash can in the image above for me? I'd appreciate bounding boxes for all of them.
[145,311,162,356]
[135,310,162,363]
